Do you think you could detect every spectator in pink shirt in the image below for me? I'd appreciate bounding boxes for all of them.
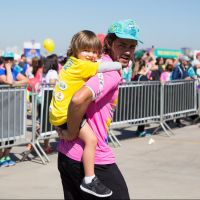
[160,64,173,83]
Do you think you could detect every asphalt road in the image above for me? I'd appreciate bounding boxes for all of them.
[0,123,200,199]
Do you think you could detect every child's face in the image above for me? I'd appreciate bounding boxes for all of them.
[77,50,98,62]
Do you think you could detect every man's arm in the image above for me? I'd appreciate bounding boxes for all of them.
[13,73,29,85]
[65,86,93,140]
[0,63,13,84]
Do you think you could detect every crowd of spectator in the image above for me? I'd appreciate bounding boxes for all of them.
[122,48,200,83]
[122,48,200,134]
[0,51,67,167]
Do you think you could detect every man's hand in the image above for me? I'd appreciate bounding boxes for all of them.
[5,62,12,70]
[55,127,63,139]
[185,77,192,80]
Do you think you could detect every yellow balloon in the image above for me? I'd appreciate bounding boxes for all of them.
[43,38,55,53]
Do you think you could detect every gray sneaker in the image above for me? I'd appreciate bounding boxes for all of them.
[80,176,112,198]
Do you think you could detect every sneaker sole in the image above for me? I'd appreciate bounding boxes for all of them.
[0,164,9,167]
[80,185,112,197]
[8,163,16,166]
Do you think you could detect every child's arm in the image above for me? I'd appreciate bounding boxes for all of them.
[97,62,121,72]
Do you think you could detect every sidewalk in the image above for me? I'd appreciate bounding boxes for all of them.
[0,123,200,199]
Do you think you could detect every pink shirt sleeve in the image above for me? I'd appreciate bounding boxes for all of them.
[85,71,121,102]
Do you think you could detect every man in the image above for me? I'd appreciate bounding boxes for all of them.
[171,55,192,127]
[57,19,142,199]
[18,54,30,76]
[171,55,190,80]
[0,52,28,85]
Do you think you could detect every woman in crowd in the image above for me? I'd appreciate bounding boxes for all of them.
[40,54,59,153]
[133,59,151,137]
[160,63,174,83]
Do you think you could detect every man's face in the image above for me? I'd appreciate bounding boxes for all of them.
[110,38,137,68]
[21,56,26,62]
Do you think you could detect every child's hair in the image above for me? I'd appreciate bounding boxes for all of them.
[67,30,102,58]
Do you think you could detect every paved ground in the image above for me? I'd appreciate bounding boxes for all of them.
[0,123,200,199]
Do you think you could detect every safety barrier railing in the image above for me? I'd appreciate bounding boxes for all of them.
[109,80,198,144]
[163,80,197,120]
[0,85,27,148]
[31,84,56,163]
[109,81,161,146]
[111,80,197,127]
[111,81,161,126]
[156,80,198,136]
[1,80,200,164]
[0,84,51,164]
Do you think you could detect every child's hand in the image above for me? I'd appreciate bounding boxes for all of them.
[55,127,78,141]
[55,127,63,139]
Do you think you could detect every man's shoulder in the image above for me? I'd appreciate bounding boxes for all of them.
[173,65,182,73]
[98,71,121,83]
[85,71,121,91]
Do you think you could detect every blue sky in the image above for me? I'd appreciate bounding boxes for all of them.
[0,0,199,55]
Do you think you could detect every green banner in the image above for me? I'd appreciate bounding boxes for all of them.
[154,48,183,59]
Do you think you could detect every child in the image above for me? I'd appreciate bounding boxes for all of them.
[49,30,121,197]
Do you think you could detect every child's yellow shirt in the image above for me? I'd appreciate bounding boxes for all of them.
[49,56,99,126]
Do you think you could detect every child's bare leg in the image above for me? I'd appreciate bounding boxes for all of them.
[79,122,97,180]
[79,123,112,197]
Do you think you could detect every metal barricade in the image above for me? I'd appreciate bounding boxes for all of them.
[0,84,48,164]
[31,80,199,151]
[1,80,198,163]
[110,80,198,145]
[0,85,27,149]
[109,81,161,146]
[111,81,161,126]
[155,80,198,136]
[31,84,56,163]
[163,80,197,120]
[1,80,196,163]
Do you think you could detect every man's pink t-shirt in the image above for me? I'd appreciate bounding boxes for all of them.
[57,55,121,164]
